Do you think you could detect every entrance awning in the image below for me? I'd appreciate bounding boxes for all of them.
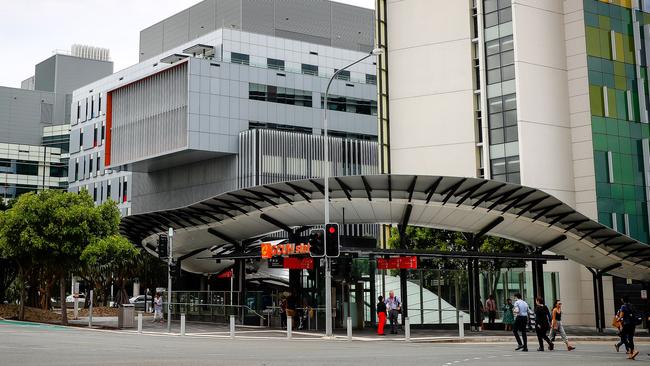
[120,175,650,280]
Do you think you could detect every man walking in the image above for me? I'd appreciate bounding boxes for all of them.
[385,290,401,334]
[512,292,529,352]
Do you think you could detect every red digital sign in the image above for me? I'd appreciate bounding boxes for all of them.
[215,269,233,278]
[283,257,314,270]
[377,256,418,270]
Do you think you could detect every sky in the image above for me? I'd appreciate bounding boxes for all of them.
[0,0,375,88]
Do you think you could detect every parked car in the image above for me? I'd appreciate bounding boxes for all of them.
[129,295,148,310]
[66,294,85,306]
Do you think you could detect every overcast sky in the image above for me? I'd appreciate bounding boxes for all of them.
[1,0,375,88]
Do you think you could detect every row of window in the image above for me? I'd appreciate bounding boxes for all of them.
[486,36,514,85]
[322,95,377,116]
[248,121,377,141]
[233,52,377,85]
[483,0,512,28]
[76,93,103,124]
[74,152,102,182]
[77,122,106,151]
[0,159,67,177]
[249,83,313,107]
[490,155,520,184]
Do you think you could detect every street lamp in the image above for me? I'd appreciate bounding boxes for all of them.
[323,47,383,337]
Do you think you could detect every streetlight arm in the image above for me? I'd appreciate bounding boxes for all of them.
[325,52,374,98]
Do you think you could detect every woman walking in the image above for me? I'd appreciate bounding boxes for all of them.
[617,296,640,360]
[502,298,514,331]
[549,300,576,351]
[153,292,163,324]
[534,297,554,351]
[377,295,387,335]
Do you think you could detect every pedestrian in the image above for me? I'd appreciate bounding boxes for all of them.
[549,300,576,351]
[613,303,629,355]
[477,298,485,331]
[617,296,640,360]
[153,292,163,324]
[377,295,387,336]
[534,296,554,351]
[280,293,288,329]
[502,298,514,331]
[385,290,401,334]
[512,292,529,352]
[486,294,497,325]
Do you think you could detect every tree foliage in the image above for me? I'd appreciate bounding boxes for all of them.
[0,190,122,323]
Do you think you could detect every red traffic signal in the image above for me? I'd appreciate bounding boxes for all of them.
[325,223,340,257]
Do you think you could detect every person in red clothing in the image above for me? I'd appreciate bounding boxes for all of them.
[377,295,387,335]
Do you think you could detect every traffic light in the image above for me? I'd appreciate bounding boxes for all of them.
[309,229,325,257]
[157,234,168,259]
[170,259,181,279]
[325,223,340,257]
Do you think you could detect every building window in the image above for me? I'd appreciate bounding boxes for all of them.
[249,83,313,107]
[488,93,517,142]
[485,35,514,85]
[231,52,250,65]
[76,102,81,122]
[321,95,377,116]
[301,64,318,76]
[101,123,105,142]
[267,58,285,71]
[93,125,98,147]
[366,74,377,85]
[122,180,128,202]
[89,155,94,175]
[334,69,351,81]
[249,121,313,134]
[15,161,38,176]
[96,154,100,174]
[79,130,84,149]
[75,160,79,181]
[98,93,102,113]
[491,155,520,183]
[107,181,111,199]
[90,96,95,119]
[483,0,512,28]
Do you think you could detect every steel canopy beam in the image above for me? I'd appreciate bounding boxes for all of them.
[260,213,293,233]
[207,228,239,247]
[475,216,505,239]
[538,235,567,253]
[361,175,373,201]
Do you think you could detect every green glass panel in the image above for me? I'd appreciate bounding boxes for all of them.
[594,150,609,182]
[586,26,602,57]
[593,133,608,150]
[618,120,630,137]
[614,61,625,76]
[603,72,615,88]
[625,200,637,212]
[611,184,623,199]
[606,118,619,135]
[588,56,602,71]
[599,29,612,58]
[586,12,600,27]
[623,35,635,64]
[619,137,632,154]
[615,75,626,89]
[596,182,611,198]
[592,116,607,133]
[602,58,615,74]
[599,15,611,29]
[616,90,627,119]
[607,88,617,116]
[598,212,612,227]
[623,185,635,199]
[589,85,605,116]
[608,135,620,152]
[589,70,604,85]
[630,121,642,138]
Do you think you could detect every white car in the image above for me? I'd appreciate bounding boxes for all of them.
[65,294,85,305]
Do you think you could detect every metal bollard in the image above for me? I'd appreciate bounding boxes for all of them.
[458,313,465,339]
[405,317,410,342]
[180,314,186,336]
[230,315,236,339]
[88,290,93,328]
[138,312,143,333]
[347,316,352,341]
[287,316,292,339]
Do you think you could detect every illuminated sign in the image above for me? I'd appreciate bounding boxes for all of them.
[260,242,311,259]
[377,256,418,270]
[283,257,314,270]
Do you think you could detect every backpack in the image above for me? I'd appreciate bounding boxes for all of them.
[623,304,644,326]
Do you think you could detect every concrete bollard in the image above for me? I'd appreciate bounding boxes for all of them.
[347,316,352,341]
[137,312,143,333]
[458,313,465,339]
[180,314,186,336]
[230,315,236,339]
[287,316,292,339]
[404,317,410,342]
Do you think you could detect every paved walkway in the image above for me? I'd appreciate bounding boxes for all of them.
[67,315,650,343]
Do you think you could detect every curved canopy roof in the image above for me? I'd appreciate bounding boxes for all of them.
[120,175,650,280]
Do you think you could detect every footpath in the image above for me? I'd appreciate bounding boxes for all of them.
[65,315,650,343]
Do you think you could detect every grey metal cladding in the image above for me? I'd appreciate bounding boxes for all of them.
[216,0,242,30]
[40,102,53,124]
[52,55,113,94]
[34,56,56,92]
[140,22,165,62]
[163,10,191,51]
[331,2,374,52]
[189,0,217,40]
[130,155,237,214]
[274,0,331,43]
[0,87,62,145]
[242,0,274,36]
[110,62,188,167]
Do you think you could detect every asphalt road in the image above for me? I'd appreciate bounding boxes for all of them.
[0,320,647,366]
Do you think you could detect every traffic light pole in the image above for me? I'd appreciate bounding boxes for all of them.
[167,228,173,333]
[322,50,381,337]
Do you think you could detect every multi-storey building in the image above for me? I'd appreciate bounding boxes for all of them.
[0,47,112,201]
[68,0,378,217]
[376,0,650,325]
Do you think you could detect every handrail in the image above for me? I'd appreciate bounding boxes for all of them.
[163,302,267,321]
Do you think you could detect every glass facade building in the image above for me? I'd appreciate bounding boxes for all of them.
[584,0,650,243]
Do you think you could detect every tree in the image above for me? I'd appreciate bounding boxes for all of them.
[0,190,120,324]
[81,235,140,306]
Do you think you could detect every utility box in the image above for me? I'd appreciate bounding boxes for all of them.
[118,304,135,328]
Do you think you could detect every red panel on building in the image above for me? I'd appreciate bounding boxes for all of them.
[283,257,314,270]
